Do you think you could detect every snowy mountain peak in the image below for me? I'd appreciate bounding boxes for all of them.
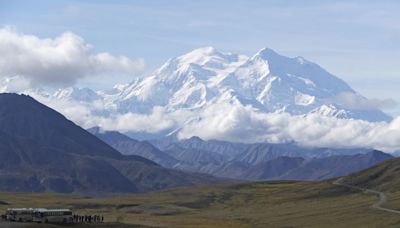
[173,47,247,71]
[183,46,218,57]
[254,47,280,58]
[253,48,314,71]
[174,46,223,67]
[54,87,101,102]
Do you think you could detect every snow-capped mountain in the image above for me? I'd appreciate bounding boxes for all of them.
[96,47,390,122]
[2,47,391,142]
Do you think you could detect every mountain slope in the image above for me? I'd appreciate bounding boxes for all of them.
[244,156,305,180]
[207,150,392,181]
[342,153,400,192]
[161,136,247,159]
[0,93,121,159]
[0,129,138,193]
[87,127,178,167]
[0,93,217,193]
[279,150,393,180]
[235,143,371,165]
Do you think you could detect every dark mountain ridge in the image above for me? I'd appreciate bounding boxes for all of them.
[276,150,393,180]
[87,127,178,167]
[0,94,121,159]
[0,93,217,194]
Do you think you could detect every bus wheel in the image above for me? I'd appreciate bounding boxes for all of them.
[63,218,67,223]
[18,218,22,222]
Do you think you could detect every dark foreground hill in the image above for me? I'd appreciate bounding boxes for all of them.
[0,93,217,194]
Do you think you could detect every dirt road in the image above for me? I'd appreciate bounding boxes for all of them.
[333,177,400,214]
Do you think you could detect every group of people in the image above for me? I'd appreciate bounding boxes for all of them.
[73,214,104,223]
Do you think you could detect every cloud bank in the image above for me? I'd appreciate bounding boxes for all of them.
[0,27,145,87]
[31,93,400,152]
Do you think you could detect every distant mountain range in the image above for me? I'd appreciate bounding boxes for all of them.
[0,93,217,194]
[90,128,392,181]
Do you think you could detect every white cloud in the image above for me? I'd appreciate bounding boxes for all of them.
[31,94,190,134]
[0,27,145,87]
[29,92,400,152]
[177,102,400,152]
[96,106,192,134]
[333,91,397,110]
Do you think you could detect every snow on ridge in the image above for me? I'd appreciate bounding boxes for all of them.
[295,92,315,106]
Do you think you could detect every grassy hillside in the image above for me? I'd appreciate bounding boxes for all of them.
[1,180,400,227]
[341,156,400,213]
[343,157,400,192]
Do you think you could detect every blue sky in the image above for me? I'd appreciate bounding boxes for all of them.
[1,0,400,114]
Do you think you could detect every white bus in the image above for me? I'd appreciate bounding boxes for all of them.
[32,208,73,223]
[5,208,35,222]
[5,208,73,223]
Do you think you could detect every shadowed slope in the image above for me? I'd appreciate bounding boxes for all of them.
[0,93,218,194]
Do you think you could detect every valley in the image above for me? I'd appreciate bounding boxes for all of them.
[1,179,400,227]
